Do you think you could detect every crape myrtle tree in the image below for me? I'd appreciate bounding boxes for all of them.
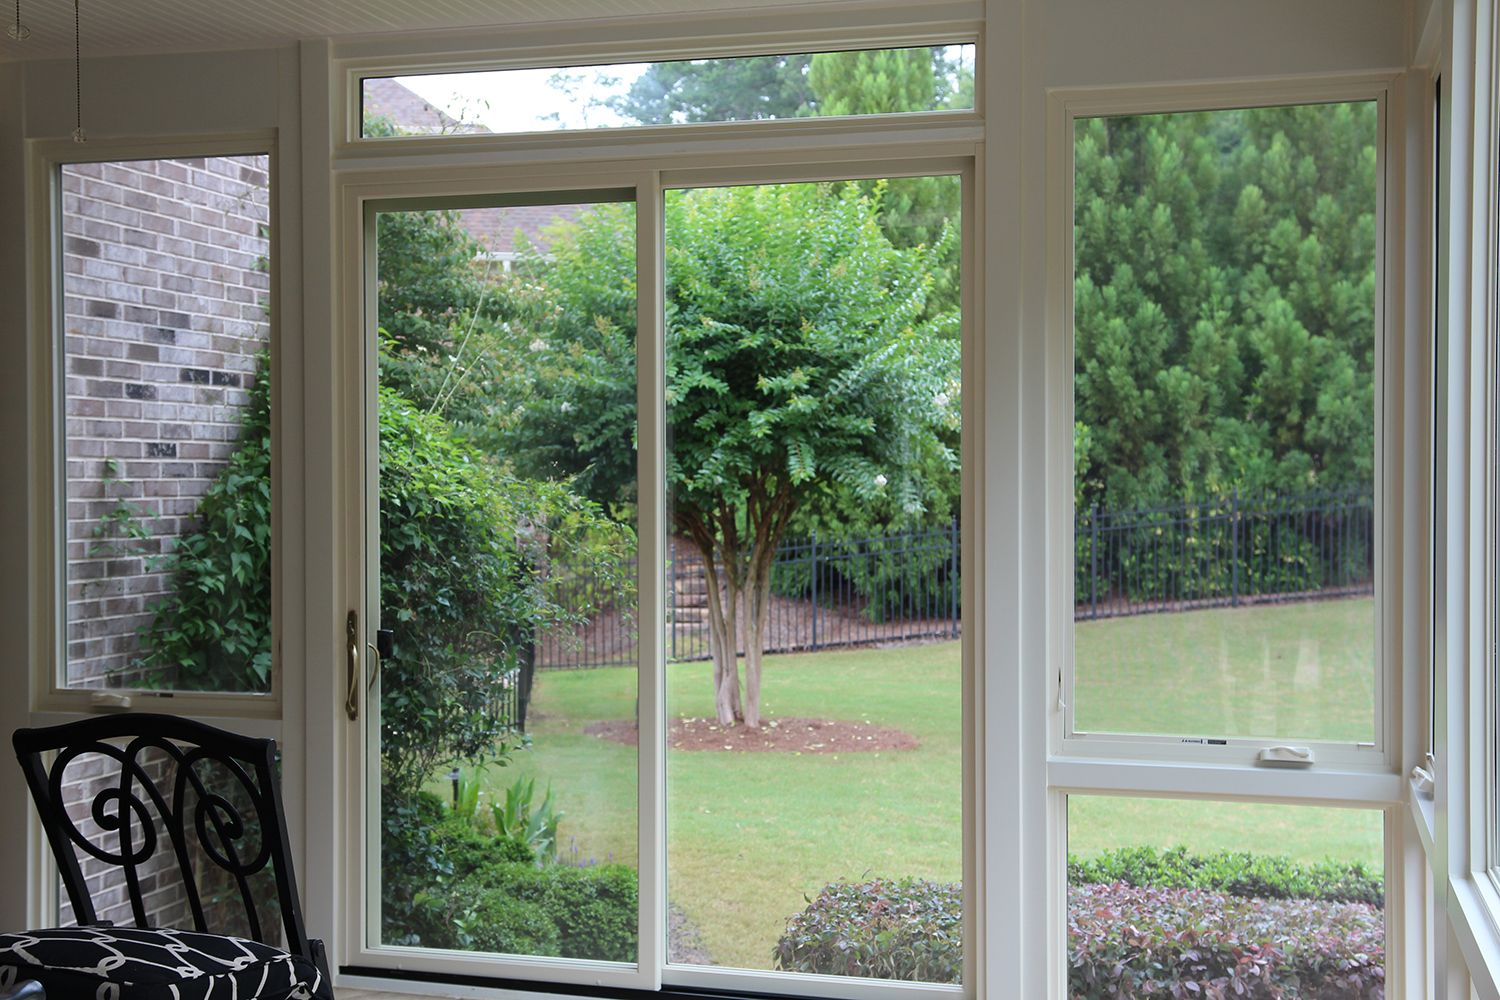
[501,184,959,728]
[1073,103,1377,513]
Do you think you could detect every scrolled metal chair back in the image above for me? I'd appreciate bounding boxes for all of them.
[12,714,313,962]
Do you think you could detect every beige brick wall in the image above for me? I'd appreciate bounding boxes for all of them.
[61,154,270,690]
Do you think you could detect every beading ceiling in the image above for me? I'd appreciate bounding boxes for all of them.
[0,0,848,61]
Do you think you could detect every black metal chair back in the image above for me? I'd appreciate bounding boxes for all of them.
[12,714,315,964]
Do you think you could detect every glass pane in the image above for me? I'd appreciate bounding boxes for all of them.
[362,44,974,137]
[664,177,963,981]
[1068,796,1384,998]
[61,155,273,693]
[1072,102,1379,743]
[373,199,639,963]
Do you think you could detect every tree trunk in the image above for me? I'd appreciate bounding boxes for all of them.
[699,550,742,725]
[741,532,778,730]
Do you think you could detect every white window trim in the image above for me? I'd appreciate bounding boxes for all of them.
[25,131,286,723]
[1045,76,1405,775]
[1039,74,1416,1000]
[332,0,982,154]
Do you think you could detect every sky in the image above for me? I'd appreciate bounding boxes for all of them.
[394,45,975,135]
[398,63,647,134]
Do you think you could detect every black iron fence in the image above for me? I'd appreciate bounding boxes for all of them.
[534,486,1376,669]
[1074,486,1374,620]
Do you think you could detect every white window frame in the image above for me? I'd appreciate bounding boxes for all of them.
[334,4,981,156]
[25,131,285,725]
[1047,77,1406,778]
[1443,0,1500,994]
[325,21,983,996]
[1040,74,1416,998]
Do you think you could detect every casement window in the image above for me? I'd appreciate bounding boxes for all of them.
[31,135,282,721]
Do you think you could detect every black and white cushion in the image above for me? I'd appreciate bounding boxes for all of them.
[0,926,331,1000]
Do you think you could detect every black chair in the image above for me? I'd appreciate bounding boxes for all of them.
[3,714,331,1000]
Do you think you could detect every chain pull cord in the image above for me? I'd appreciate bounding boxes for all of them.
[72,0,84,143]
[5,0,28,41]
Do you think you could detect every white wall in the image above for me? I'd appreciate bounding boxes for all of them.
[1038,0,1406,88]
[0,41,305,929]
[0,57,33,935]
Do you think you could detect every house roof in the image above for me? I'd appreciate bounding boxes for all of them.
[458,203,584,257]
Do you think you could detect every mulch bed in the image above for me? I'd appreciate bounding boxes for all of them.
[584,716,919,753]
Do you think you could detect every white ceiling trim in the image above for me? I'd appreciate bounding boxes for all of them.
[0,0,912,62]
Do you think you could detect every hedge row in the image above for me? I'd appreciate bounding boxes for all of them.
[1068,846,1384,906]
[1068,882,1384,999]
[777,877,1384,997]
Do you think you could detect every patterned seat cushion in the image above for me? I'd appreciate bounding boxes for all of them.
[0,926,330,1000]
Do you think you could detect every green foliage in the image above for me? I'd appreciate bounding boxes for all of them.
[499,184,959,540]
[1068,883,1384,1000]
[377,385,631,800]
[491,776,564,864]
[449,768,483,827]
[661,182,958,533]
[1067,845,1383,907]
[134,360,273,691]
[807,48,942,117]
[472,861,637,962]
[88,458,153,560]
[1074,103,1378,514]
[382,797,636,960]
[489,204,641,510]
[775,878,962,983]
[460,890,560,956]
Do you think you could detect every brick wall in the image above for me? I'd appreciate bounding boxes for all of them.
[61,154,270,690]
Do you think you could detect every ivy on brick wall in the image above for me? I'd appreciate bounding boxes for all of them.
[134,356,273,692]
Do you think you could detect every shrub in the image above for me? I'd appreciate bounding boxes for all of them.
[1067,883,1384,1000]
[1068,845,1384,907]
[472,862,638,962]
[774,878,962,983]
[778,875,1385,995]
[461,890,559,956]
[381,805,636,960]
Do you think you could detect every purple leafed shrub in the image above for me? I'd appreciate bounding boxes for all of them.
[1068,883,1385,1000]
[774,878,962,983]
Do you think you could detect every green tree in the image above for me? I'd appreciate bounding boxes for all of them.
[604,54,815,125]
[503,184,958,727]
[1073,102,1377,513]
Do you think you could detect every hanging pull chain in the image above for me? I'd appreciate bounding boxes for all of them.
[5,0,27,41]
[72,0,84,142]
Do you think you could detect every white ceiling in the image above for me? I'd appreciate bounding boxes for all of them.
[0,0,837,61]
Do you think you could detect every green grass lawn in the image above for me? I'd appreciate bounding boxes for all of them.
[453,596,1382,972]
[1074,597,1377,742]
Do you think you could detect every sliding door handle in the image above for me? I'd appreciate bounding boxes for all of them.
[345,609,360,721]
